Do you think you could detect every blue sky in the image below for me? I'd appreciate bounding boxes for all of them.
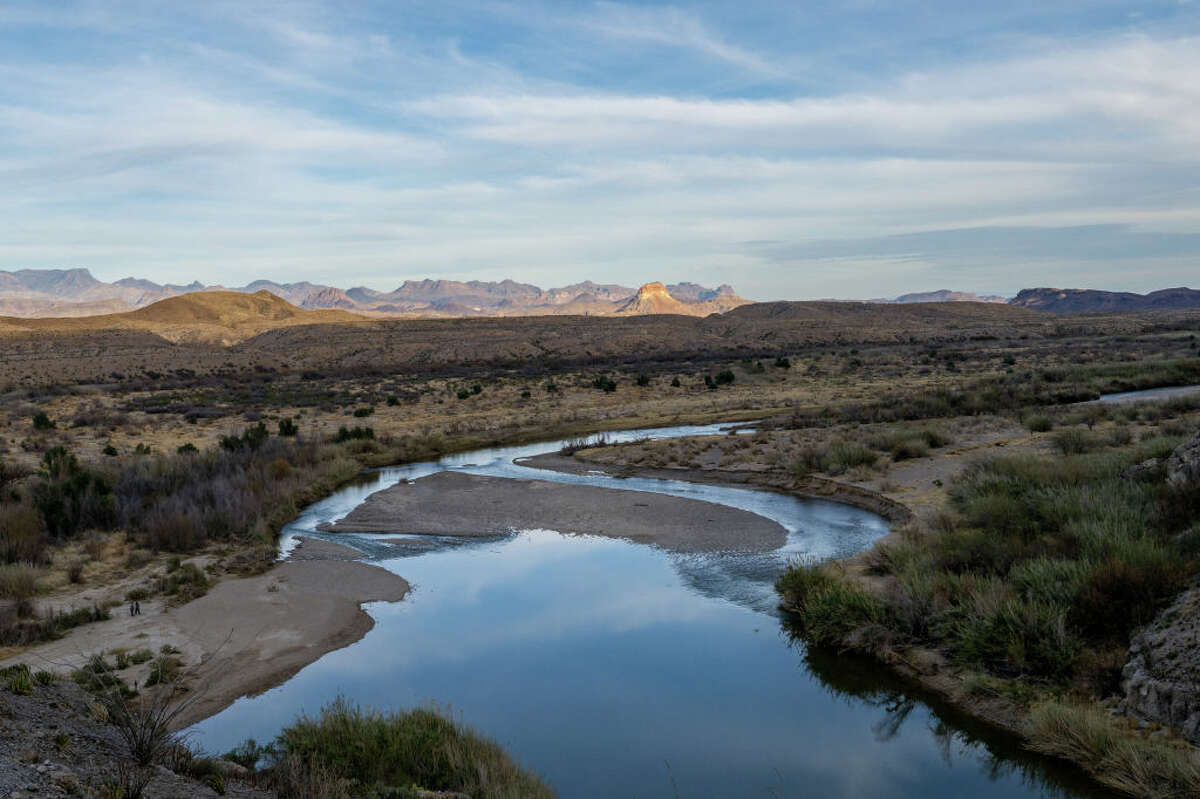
[1,1,1198,300]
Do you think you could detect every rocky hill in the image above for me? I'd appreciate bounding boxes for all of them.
[1011,287,1200,313]
[0,290,366,345]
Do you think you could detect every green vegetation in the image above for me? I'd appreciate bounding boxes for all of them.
[248,697,555,799]
[780,434,1196,689]
[352,406,375,418]
[278,417,299,437]
[32,411,56,430]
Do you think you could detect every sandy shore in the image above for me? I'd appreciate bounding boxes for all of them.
[0,537,409,730]
[320,470,787,552]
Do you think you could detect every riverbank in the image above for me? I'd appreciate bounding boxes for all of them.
[0,537,409,730]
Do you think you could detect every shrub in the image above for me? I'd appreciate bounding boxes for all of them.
[277,418,299,437]
[774,356,791,369]
[1053,428,1099,455]
[0,500,48,564]
[32,412,55,431]
[714,369,736,385]
[1070,554,1187,642]
[33,447,115,540]
[386,395,399,406]
[776,562,884,647]
[176,443,198,455]
[352,406,374,418]
[670,376,681,387]
[0,563,40,617]
[334,426,374,443]
[269,697,555,798]
[591,375,617,392]
[219,423,269,452]
[456,388,471,400]
[67,560,85,584]
[102,444,119,457]
[144,655,182,687]
[823,441,877,474]
[635,373,650,387]
[1024,414,1053,432]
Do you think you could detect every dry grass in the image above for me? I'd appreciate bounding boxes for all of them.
[1027,701,1200,798]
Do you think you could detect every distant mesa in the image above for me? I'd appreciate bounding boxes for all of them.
[1010,287,1200,313]
[870,289,1010,304]
[0,268,751,320]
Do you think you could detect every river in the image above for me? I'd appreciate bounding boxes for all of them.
[188,423,1113,798]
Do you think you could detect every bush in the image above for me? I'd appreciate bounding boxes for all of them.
[0,563,40,616]
[0,500,48,564]
[1024,414,1053,432]
[277,418,299,437]
[776,562,884,647]
[823,442,877,474]
[268,698,555,798]
[219,423,269,452]
[591,375,617,392]
[1052,428,1100,455]
[774,357,791,369]
[33,447,115,540]
[32,411,55,431]
[635,374,650,387]
[334,426,374,443]
[352,406,374,418]
[176,443,198,455]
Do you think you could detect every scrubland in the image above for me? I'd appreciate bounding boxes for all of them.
[2,308,1200,797]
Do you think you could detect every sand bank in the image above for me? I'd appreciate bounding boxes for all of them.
[319,470,786,553]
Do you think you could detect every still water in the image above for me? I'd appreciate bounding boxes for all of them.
[189,424,1112,798]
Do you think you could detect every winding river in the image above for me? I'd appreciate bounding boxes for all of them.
[188,424,1113,798]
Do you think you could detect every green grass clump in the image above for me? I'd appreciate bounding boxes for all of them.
[822,441,878,474]
[775,562,884,647]
[265,697,555,798]
[3,664,33,695]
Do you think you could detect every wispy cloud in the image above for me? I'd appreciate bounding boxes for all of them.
[0,1,1197,297]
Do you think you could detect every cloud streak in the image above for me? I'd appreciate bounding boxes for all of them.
[0,1,1197,298]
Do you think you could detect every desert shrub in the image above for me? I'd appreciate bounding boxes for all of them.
[1070,553,1187,642]
[32,411,55,431]
[455,388,471,400]
[949,598,1081,680]
[591,375,617,392]
[386,395,399,406]
[1052,428,1102,455]
[278,418,299,437]
[32,447,115,540]
[144,655,182,687]
[822,441,877,474]
[268,697,555,798]
[333,426,374,443]
[774,356,791,369]
[0,562,39,616]
[635,373,650,387]
[352,406,374,418]
[219,423,269,452]
[157,562,208,602]
[176,443,198,455]
[0,500,48,564]
[67,559,85,583]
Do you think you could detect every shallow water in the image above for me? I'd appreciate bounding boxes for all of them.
[189,424,1113,798]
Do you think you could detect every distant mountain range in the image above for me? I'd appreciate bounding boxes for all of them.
[1009,287,1200,313]
[872,289,1009,304]
[0,269,748,319]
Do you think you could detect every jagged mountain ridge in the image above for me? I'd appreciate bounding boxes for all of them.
[0,268,750,318]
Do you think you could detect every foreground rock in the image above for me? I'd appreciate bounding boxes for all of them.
[1120,579,1200,743]
[320,470,787,552]
[0,679,269,798]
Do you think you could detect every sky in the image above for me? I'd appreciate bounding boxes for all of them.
[1,1,1198,301]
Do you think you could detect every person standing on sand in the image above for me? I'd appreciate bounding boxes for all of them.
[129,601,135,617]
[134,600,141,616]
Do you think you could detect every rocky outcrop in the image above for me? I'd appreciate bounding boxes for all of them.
[1166,430,1200,487]
[1120,581,1200,742]
[1119,428,1200,741]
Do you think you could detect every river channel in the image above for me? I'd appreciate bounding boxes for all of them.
[188,423,1113,798]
